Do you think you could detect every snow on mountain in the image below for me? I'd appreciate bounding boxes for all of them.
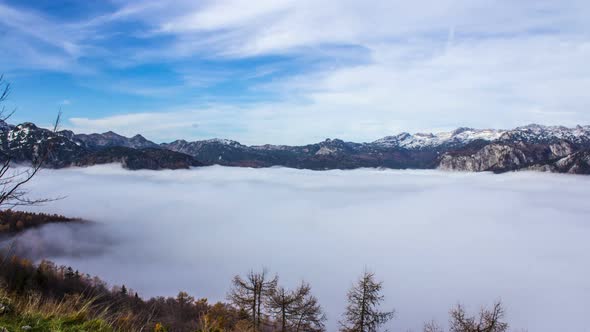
[373,125,590,149]
[499,124,590,144]
[74,131,159,150]
[373,127,504,149]
[200,138,243,146]
[1,120,590,173]
[250,144,291,151]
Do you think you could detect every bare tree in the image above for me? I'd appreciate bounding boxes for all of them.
[0,75,62,210]
[267,284,301,332]
[228,269,278,331]
[292,284,326,332]
[0,74,15,120]
[423,320,444,332]
[449,301,508,332]
[340,271,395,332]
[266,281,326,332]
[0,75,62,267]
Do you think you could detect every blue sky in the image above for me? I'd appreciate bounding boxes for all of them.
[1,0,589,144]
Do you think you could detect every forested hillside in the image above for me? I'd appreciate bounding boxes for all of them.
[0,210,77,234]
[0,254,511,332]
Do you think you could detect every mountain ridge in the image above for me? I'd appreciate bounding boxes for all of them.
[0,120,589,174]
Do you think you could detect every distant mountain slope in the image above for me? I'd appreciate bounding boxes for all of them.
[1,120,589,174]
[0,121,201,170]
[526,149,590,174]
[162,124,590,174]
[75,146,202,170]
[74,131,159,150]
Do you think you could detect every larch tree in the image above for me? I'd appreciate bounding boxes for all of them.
[176,291,195,322]
[267,281,326,332]
[449,301,508,332]
[423,320,444,332]
[340,271,395,332]
[228,269,278,330]
[292,283,326,332]
[267,284,301,332]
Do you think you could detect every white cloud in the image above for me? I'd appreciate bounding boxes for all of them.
[68,107,245,141]
[9,165,590,332]
[0,3,92,72]
[108,0,590,58]
[4,0,590,142]
[0,3,81,55]
[66,33,590,145]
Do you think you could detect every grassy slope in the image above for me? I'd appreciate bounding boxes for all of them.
[0,314,112,332]
[0,291,114,332]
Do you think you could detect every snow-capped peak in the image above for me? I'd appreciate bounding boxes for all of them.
[373,128,504,149]
[500,124,590,143]
[202,138,242,146]
[374,125,590,149]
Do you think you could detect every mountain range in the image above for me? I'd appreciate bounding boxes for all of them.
[1,120,589,174]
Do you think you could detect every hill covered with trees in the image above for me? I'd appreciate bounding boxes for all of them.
[0,253,511,332]
[0,210,78,234]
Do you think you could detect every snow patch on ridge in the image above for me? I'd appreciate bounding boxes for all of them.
[373,125,590,149]
[373,128,505,149]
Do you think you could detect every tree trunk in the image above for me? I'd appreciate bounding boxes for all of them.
[359,277,367,332]
[256,285,262,330]
[252,283,258,329]
[282,302,287,332]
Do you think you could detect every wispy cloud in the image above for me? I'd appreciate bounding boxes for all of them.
[3,0,590,142]
[101,0,590,58]
[0,3,91,72]
[66,33,590,144]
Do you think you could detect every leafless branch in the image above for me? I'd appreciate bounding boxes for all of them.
[0,74,15,121]
[449,301,508,332]
[0,76,63,209]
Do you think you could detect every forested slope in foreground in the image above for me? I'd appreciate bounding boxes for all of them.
[0,247,512,332]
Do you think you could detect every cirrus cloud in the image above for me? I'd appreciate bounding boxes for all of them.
[2,0,590,143]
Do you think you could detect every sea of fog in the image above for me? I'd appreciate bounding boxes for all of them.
[4,165,590,331]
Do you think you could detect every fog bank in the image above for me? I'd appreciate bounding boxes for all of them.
[6,165,590,331]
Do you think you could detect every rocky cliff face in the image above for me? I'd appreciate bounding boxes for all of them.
[526,150,590,174]
[438,141,576,173]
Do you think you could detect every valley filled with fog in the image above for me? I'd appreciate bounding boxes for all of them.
[8,165,590,331]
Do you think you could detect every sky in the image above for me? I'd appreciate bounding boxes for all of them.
[1,0,590,144]
[6,165,590,331]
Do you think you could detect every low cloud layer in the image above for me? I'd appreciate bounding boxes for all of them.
[6,165,590,331]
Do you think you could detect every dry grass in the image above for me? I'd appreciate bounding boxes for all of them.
[0,286,116,331]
